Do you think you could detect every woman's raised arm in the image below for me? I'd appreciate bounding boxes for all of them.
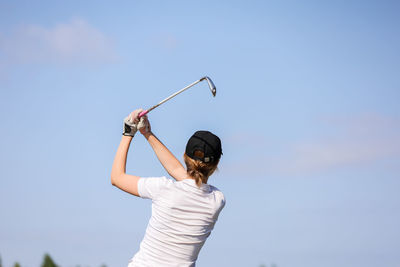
[111,135,141,196]
[142,129,187,181]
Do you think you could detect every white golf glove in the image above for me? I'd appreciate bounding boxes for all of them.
[123,109,147,137]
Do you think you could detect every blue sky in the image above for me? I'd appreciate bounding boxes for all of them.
[1,1,400,266]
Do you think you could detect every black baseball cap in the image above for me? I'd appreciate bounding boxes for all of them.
[185,131,222,163]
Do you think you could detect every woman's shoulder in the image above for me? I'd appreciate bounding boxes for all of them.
[209,185,226,205]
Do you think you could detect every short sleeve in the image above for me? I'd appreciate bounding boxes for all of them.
[215,190,226,211]
[138,176,171,199]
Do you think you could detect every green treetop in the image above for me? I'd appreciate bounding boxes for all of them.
[41,254,58,267]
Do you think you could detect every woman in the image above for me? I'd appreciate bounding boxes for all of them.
[111,109,225,267]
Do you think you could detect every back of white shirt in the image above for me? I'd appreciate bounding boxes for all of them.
[128,177,225,267]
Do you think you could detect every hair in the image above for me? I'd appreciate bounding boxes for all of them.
[184,151,219,187]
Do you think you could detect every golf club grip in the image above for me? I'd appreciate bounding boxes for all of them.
[138,110,149,118]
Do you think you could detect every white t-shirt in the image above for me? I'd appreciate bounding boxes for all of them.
[128,177,225,267]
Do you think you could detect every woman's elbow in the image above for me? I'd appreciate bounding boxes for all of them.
[111,173,120,186]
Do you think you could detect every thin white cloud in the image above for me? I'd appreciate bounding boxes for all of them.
[224,113,400,177]
[290,113,400,173]
[162,33,178,50]
[0,18,118,64]
[149,32,179,51]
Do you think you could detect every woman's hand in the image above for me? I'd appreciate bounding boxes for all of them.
[139,114,151,135]
[123,108,151,136]
[123,109,143,137]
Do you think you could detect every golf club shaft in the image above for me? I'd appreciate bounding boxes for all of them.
[139,78,203,118]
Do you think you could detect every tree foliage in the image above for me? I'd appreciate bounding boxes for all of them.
[41,254,58,267]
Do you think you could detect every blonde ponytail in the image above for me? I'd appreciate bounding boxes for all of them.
[184,153,219,187]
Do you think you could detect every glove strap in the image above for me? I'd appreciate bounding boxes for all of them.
[123,123,136,137]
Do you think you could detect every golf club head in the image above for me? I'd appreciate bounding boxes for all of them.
[201,76,217,96]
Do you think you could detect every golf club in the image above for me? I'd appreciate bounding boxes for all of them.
[138,76,216,118]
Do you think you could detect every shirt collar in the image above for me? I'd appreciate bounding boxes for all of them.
[182,178,210,192]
